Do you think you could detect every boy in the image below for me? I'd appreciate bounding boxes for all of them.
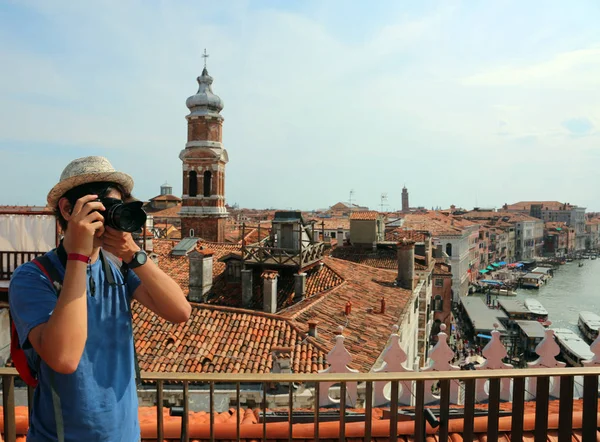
[9,156,191,441]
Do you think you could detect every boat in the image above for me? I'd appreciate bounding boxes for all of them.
[520,273,544,289]
[578,262,584,268]
[592,255,597,260]
[524,298,549,321]
[578,311,600,343]
[553,328,593,367]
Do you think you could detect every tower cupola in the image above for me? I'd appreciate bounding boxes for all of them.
[185,67,224,119]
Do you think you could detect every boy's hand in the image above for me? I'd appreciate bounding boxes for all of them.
[63,195,105,257]
[102,227,140,263]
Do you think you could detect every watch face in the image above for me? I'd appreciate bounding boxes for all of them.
[136,251,148,265]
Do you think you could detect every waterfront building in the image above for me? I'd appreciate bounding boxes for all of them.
[504,201,587,251]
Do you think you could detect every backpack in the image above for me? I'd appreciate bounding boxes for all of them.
[9,250,141,442]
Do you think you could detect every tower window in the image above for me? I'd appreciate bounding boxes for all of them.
[189,171,198,197]
[203,171,212,197]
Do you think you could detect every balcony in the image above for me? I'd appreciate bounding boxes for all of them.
[1,367,598,441]
[2,323,600,441]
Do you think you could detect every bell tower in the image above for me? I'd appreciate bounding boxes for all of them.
[179,51,228,242]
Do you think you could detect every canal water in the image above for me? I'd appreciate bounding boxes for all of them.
[480,259,600,333]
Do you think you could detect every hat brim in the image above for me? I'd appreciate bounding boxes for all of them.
[47,172,134,208]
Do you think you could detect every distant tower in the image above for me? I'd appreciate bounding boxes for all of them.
[401,186,409,213]
[160,182,173,196]
[179,50,228,242]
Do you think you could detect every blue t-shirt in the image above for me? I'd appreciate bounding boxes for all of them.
[9,249,142,442]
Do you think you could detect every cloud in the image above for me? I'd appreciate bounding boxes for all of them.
[463,45,600,89]
[562,117,595,137]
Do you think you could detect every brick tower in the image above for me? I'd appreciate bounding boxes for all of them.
[179,60,228,242]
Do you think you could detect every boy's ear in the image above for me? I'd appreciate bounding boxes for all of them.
[57,197,73,219]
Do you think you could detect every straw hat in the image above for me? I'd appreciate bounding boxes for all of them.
[47,156,134,208]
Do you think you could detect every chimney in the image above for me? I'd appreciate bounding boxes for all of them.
[397,239,415,290]
[337,229,344,246]
[294,272,307,301]
[380,297,386,314]
[188,249,213,302]
[241,269,253,307]
[270,346,293,374]
[262,270,278,314]
[307,320,318,338]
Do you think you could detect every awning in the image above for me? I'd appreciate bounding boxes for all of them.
[477,334,493,340]
[492,263,501,268]
[479,269,489,274]
[487,265,495,271]
[498,261,506,266]
[515,263,524,268]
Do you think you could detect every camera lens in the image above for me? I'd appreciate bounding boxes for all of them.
[110,201,147,232]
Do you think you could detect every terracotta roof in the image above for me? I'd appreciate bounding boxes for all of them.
[152,239,241,294]
[307,218,350,230]
[133,303,327,374]
[350,211,379,220]
[332,245,428,272]
[149,194,182,202]
[148,204,182,218]
[3,399,599,440]
[282,257,414,372]
[206,264,343,311]
[332,246,396,270]
[545,221,568,230]
[385,228,428,243]
[402,214,465,236]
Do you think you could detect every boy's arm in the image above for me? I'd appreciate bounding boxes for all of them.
[27,195,106,374]
[102,227,191,323]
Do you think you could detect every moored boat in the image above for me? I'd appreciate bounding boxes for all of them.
[524,298,549,321]
[578,311,600,343]
[553,328,593,367]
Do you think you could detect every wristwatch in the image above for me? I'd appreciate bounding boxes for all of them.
[127,249,148,269]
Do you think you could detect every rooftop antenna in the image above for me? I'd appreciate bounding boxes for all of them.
[349,189,355,210]
[380,192,388,212]
[202,48,209,69]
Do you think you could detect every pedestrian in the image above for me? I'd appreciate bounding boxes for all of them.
[9,157,192,441]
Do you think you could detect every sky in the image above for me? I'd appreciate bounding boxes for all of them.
[1,0,599,212]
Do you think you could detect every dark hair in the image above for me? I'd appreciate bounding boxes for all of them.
[55,181,132,231]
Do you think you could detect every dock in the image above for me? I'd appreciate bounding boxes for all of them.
[458,297,507,344]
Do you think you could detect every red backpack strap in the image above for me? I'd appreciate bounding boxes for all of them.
[10,256,61,388]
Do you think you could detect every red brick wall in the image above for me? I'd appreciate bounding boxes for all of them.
[188,119,222,142]
[181,217,226,242]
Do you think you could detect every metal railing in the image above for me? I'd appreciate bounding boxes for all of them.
[0,251,45,281]
[2,367,599,442]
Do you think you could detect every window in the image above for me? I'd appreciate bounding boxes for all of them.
[435,278,443,287]
[189,171,198,197]
[203,170,212,197]
[446,243,452,257]
[413,297,419,313]
[330,232,336,239]
[189,229,195,237]
[433,295,443,312]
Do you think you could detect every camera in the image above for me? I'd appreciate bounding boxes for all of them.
[97,197,147,232]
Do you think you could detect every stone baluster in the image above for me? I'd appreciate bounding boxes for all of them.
[318,326,359,407]
[476,323,513,402]
[421,324,460,404]
[527,324,564,400]
[373,325,413,406]
[580,329,600,398]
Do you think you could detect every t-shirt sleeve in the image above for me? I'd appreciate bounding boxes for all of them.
[126,268,142,300]
[9,263,58,349]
